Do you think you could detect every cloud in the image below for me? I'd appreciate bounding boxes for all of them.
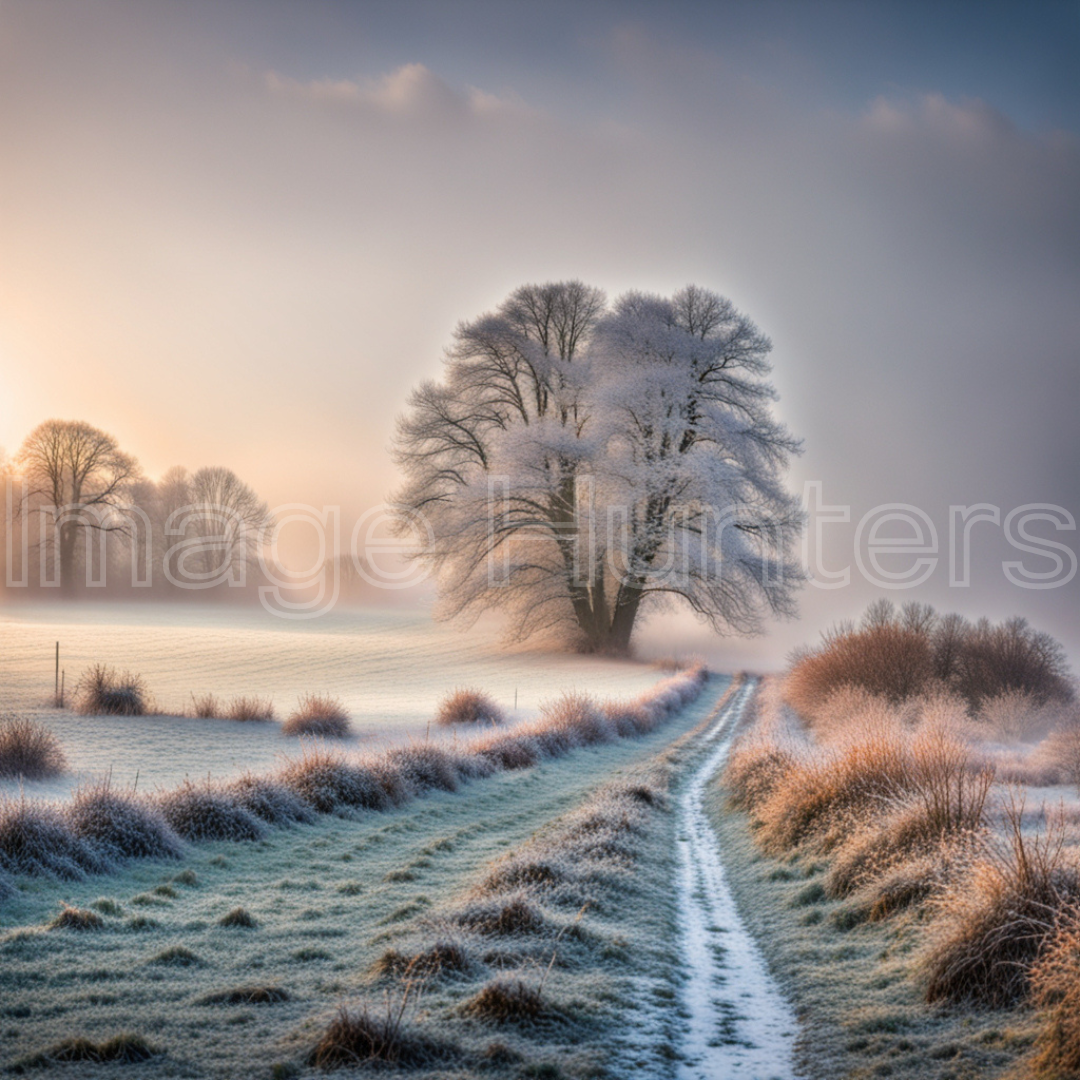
[264,63,533,124]
[863,92,1015,141]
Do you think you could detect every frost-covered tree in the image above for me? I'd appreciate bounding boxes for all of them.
[394,281,803,653]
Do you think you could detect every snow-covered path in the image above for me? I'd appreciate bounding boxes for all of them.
[676,678,799,1080]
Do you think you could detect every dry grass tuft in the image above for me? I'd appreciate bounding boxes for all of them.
[372,941,472,979]
[224,695,275,722]
[74,664,148,716]
[10,1033,158,1071]
[436,688,504,726]
[384,744,460,794]
[922,800,1080,1007]
[534,692,614,752]
[149,944,201,966]
[602,700,654,737]
[479,858,567,896]
[618,783,663,808]
[470,731,540,771]
[309,1003,449,1070]
[454,895,547,936]
[189,692,221,718]
[753,730,914,855]
[156,781,265,842]
[196,984,290,1005]
[1029,905,1080,1077]
[0,714,66,779]
[65,780,184,861]
[48,904,104,931]
[282,694,351,737]
[278,746,391,813]
[825,730,994,899]
[224,773,315,825]
[460,978,547,1025]
[724,740,797,812]
[218,906,257,928]
[0,796,107,879]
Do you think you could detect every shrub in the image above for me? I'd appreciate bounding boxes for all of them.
[1029,905,1080,1077]
[65,780,184,861]
[48,904,104,931]
[278,746,391,813]
[74,664,148,716]
[436,689,504,726]
[545,693,614,747]
[979,689,1052,742]
[954,617,1074,710]
[0,796,107,879]
[225,696,275,722]
[282,694,351,737]
[922,802,1080,1007]
[908,724,995,835]
[224,773,315,825]
[449,749,498,780]
[786,606,936,715]
[0,714,66,779]
[1040,722,1080,789]
[520,693,611,758]
[156,781,265,842]
[787,603,1073,721]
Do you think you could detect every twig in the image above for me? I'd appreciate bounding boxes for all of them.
[537,902,590,995]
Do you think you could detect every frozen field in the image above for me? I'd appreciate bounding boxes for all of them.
[0,679,731,1080]
[0,602,668,800]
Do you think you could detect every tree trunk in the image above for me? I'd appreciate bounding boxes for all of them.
[607,583,644,655]
[58,520,78,595]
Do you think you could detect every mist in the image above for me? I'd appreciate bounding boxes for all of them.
[1,0,1076,664]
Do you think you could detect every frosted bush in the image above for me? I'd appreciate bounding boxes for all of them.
[66,781,184,861]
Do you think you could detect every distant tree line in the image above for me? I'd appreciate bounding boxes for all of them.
[1,419,271,595]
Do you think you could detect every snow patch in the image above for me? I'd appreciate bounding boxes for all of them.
[676,678,799,1079]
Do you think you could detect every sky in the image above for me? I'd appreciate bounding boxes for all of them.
[1,0,1078,665]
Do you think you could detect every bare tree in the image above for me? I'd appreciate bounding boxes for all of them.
[394,281,803,653]
[15,420,140,592]
[172,466,271,585]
